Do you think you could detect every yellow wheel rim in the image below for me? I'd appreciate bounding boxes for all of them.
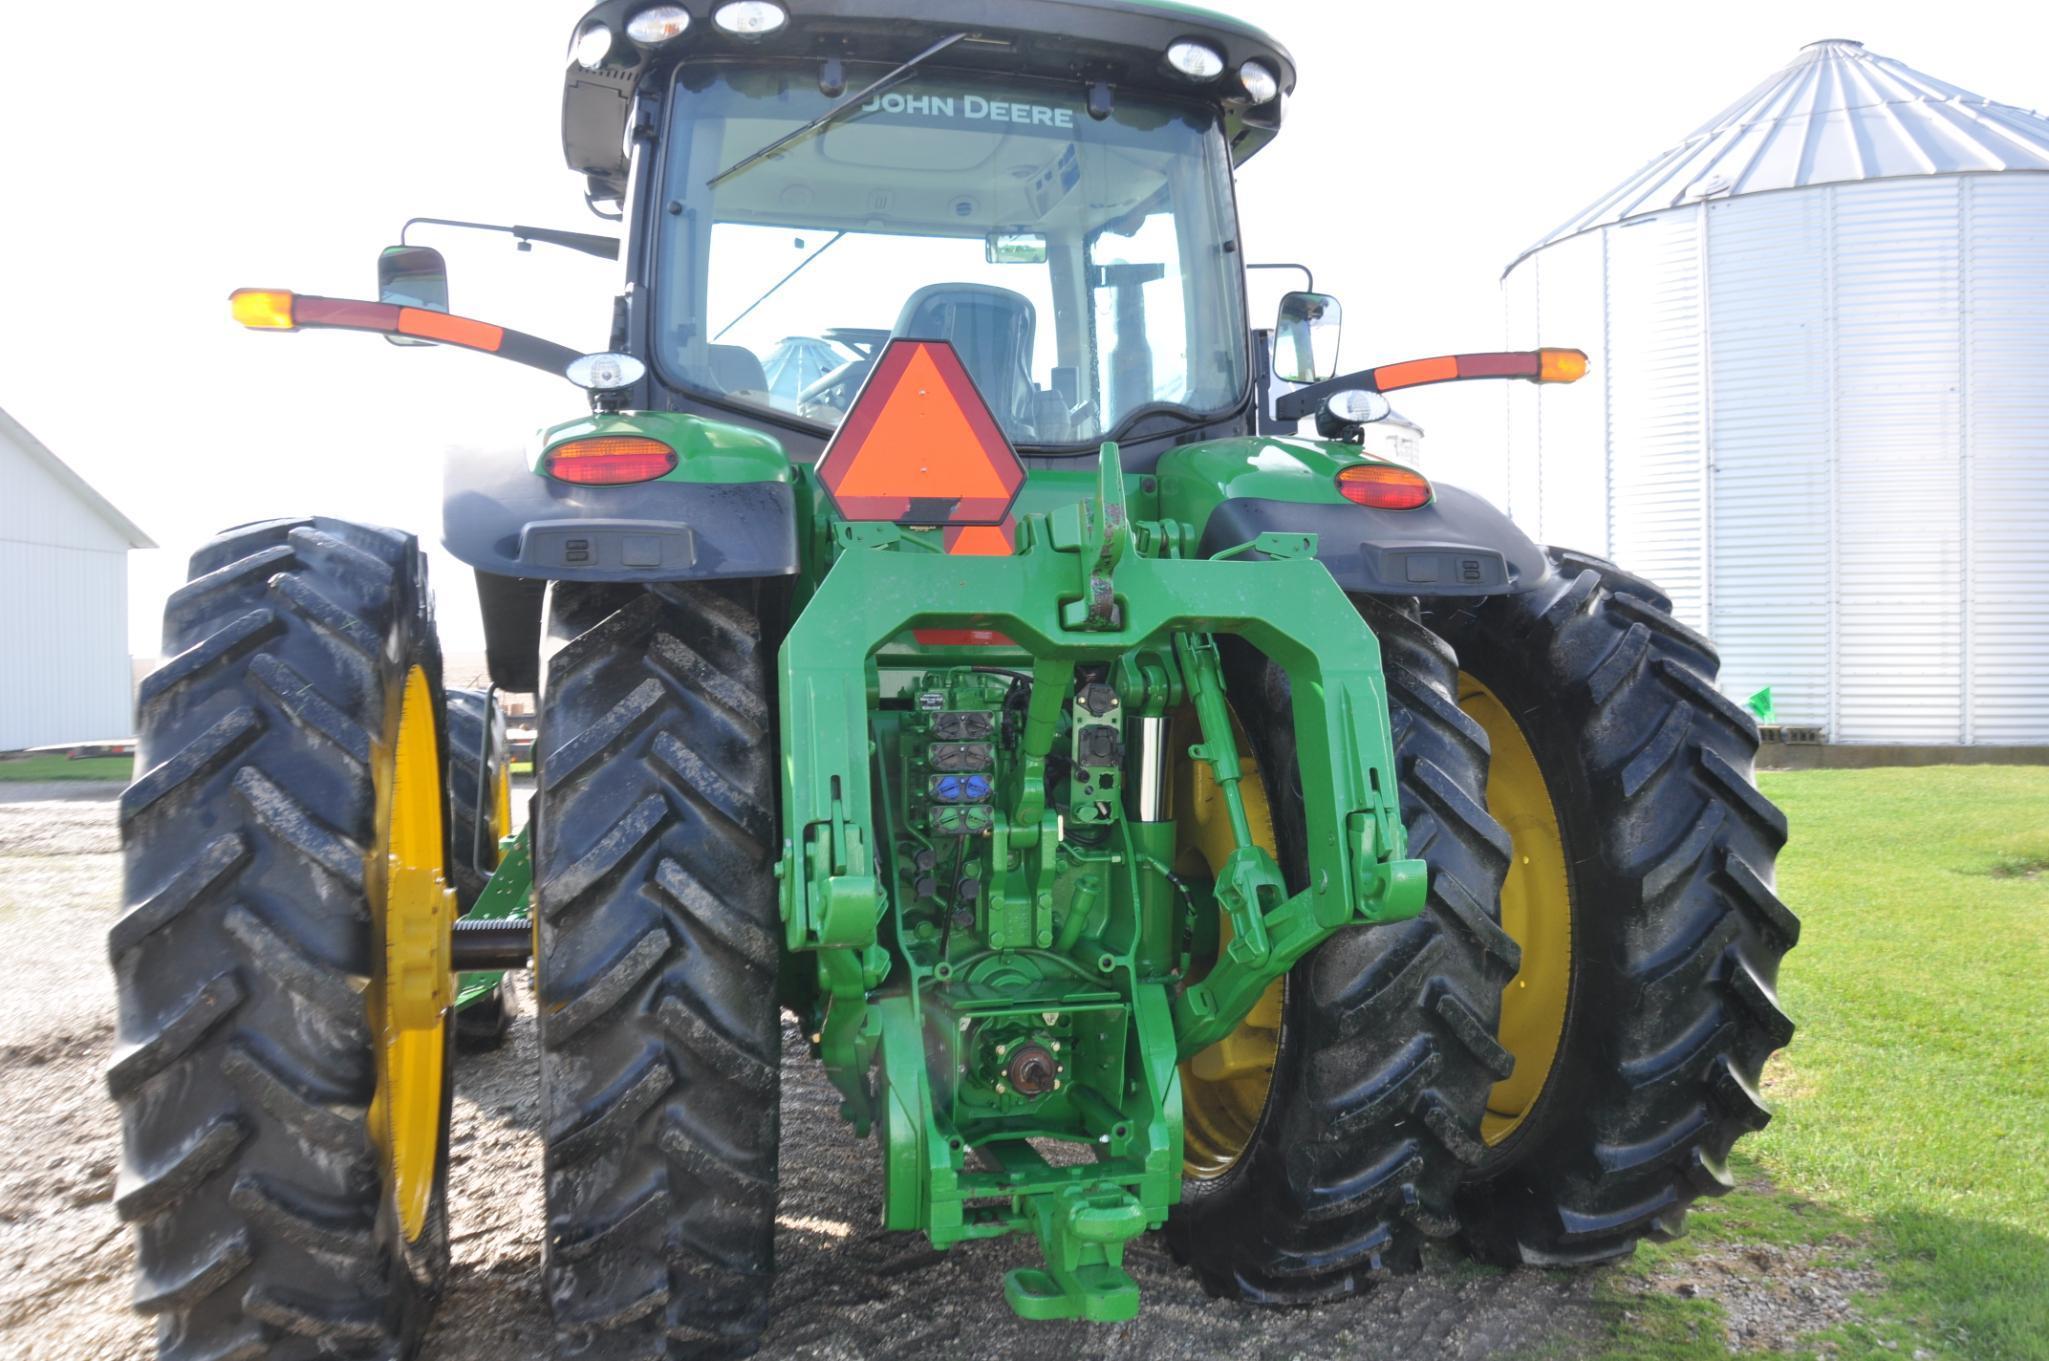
[1176,708,1284,1181]
[368,665,454,1242]
[1459,674,1573,1147]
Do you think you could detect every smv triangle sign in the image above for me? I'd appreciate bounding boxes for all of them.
[816,338,1026,527]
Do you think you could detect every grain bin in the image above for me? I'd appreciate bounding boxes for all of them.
[1505,39,2049,745]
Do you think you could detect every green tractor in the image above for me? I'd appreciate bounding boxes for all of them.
[108,1,1796,1356]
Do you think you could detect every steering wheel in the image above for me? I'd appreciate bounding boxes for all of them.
[798,355,874,414]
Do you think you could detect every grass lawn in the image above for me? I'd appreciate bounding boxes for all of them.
[1560,766,2049,1360]
[0,753,133,782]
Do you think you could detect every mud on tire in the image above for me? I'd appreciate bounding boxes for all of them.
[1167,604,1518,1300]
[535,580,782,1359]
[1426,548,1798,1264]
[111,517,450,1360]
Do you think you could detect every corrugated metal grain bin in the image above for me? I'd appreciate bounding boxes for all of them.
[1504,40,2049,745]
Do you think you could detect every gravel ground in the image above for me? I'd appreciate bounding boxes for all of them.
[1636,1231,1883,1354]
[0,787,1830,1360]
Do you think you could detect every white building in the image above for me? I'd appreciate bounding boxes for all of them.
[1,407,154,749]
[1504,40,2049,745]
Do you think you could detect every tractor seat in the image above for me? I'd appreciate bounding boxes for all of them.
[890,283,1037,428]
[707,343,770,401]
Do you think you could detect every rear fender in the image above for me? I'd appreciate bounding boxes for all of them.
[442,409,800,583]
[1155,436,1548,597]
[448,409,800,692]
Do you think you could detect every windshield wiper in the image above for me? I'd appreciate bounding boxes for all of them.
[713,231,848,341]
[706,31,970,189]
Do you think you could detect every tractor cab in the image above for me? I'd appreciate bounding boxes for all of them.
[560,0,1305,459]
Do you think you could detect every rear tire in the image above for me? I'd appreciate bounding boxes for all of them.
[535,580,782,1359]
[111,517,452,1360]
[1167,606,1517,1300]
[1426,548,1798,1264]
[446,688,512,1053]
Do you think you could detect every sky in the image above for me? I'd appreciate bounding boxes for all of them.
[1,0,2041,658]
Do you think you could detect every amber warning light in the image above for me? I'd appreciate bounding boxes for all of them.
[816,339,1026,527]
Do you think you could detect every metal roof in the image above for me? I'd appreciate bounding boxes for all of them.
[0,406,154,549]
[1510,39,2049,274]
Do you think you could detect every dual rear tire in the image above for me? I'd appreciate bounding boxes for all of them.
[112,518,453,1360]
[1168,606,1518,1298]
[1429,549,1798,1263]
[112,536,785,1361]
[1170,550,1796,1297]
[532,581,784,1359]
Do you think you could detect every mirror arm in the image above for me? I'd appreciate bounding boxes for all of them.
[250,293,583,379]
[400,216,621,261]
[1273,349,1588,422]
[1247,261,1315,294]
[1274,369,1381,422]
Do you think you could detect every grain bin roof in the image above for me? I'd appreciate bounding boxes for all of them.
[1508,39,2049,274]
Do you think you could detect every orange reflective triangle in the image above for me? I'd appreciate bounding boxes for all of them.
[943,515,1016,556]
[817,339,1025,526]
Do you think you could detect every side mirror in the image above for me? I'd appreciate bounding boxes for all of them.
[1274,291,1342,384]
[377,245,449,346]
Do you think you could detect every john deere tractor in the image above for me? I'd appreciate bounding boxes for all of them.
[109,2,1796,1356]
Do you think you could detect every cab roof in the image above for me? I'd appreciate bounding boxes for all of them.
[563,0,1297,200]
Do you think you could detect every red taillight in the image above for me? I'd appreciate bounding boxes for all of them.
[1336,463,1432,510]
[543,436,677,485]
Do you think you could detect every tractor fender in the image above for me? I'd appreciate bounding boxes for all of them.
[1196,484,1548,597]
[441,432,799,584]
[1157,436,1549,598]
[443,411,800,692]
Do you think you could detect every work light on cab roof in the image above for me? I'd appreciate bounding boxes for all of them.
[714,1,787,35]
[1238,60,1280,103]
[625,5,689,43]
[1166,39,1225,80]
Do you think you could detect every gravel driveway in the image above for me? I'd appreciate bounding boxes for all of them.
[0,787,1607,1360]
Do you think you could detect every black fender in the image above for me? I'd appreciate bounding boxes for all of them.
[443,447,799,692]
[1195,483,1551,598]
[443,446,799,582]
